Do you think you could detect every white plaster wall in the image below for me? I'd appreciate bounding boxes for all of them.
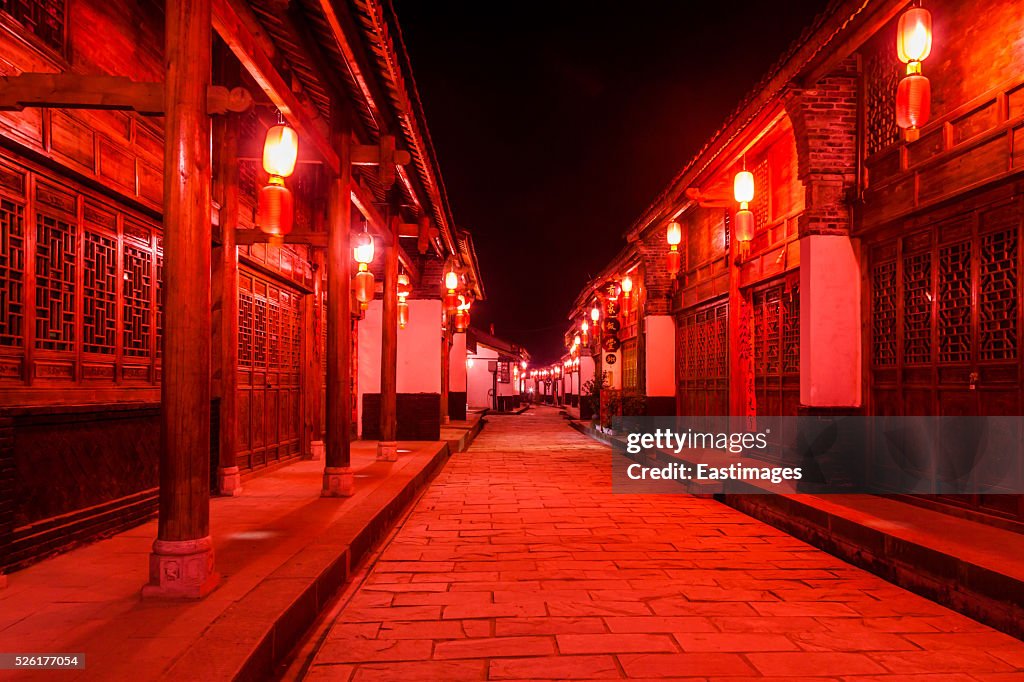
[357,298,443,436]
[644,315,676,397]
[467,345,498,408]
[800,235,862,407]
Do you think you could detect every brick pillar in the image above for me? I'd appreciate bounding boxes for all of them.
[785,57,862,409]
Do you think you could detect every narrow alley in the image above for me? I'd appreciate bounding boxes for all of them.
[294,407,1024,681]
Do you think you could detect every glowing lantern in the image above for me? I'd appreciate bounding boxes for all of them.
[590,307,600,323]
[521,361,527,370]
[666,220,682,275]
[897,7,932,65]
[397,273,411,329]
[258,123,299,237]
[621,275,633,296]
[734,169,755,243]
[353,232,375,310]
[262,124,299,178]
[467,357,474,368]
[573,334,581,347]
[895,7,932,138]
[444,269,459,312]
[257,178,294,237]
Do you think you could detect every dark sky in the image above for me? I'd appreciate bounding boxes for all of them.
[392,1,830,363]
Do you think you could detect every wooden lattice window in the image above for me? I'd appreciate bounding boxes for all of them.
[0,0,66,54]
[870,258,897,366]
[679,303,727,381]
[621,339,638,391]
[864,42,901,157]
[155,246,163,357]
[902,249,932,365]
[753,157,770,231]
[123,243,152,357]
[239,284,254,366]
[0,196,25,347]
[752,283,799,378]
[34,210,76,351]
[938,239,972,364]
[82,230,117,354]
[979,228,1018,361]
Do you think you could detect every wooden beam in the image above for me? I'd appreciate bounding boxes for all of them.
[235,229,328,248]
[0,74,252,115]
[212,0,340,173]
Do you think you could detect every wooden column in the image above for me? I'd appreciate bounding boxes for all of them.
[145,0,219,598]
[323,110,355,496]
[728,238,755,426]
[212,112,241,497]
[377,193,399,460]
[307,246,326,461]
[440,329,450,424]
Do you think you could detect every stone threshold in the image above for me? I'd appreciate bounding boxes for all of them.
[570,419,1024,641]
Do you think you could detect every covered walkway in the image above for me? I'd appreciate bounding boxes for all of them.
[296,406,1024,680]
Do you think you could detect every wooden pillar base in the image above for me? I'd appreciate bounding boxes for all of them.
[443,416,451,425]
[322,466,355,497]
[217,467,242,497]
[143,537,219,599]
[309,440,325,461]
[377,441,398,461]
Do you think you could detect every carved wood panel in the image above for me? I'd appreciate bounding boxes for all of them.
[868,193,1023,522]
[751,276,800,417]
[237,267,302,470]
[676,300,728,417]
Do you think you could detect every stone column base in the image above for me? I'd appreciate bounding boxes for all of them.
[443,415,451,425]
[142,536,219,599]
[217,466,242,496]
[322,466,355,497]
[377,441,398,461]
[309,440,325,461]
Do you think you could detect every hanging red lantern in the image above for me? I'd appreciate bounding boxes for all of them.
[666,220,682,275]
[734,169,755,243]
[896,8,932,66]
[258,122,299,238]
[353,232,375,310]
[262,123,299,178]
[398,300,409,329]
[896,73,931,134]
[894,7,932,140]
[444,269,459,312]
[454,308,470,332]
[257,178,294,237]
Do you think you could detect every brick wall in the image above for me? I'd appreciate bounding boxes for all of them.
[637,233,674,316]
[785,57,859,236]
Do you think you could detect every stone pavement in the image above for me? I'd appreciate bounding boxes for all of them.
[298,406,1024,681]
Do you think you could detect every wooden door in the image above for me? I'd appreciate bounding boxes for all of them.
[676,299,728,418]
[868,194,1023,522]
[237,268,302,470]
[752,275,800,417]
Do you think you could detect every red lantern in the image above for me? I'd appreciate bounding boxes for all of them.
[734,209,755,243]
[896,8,932,66]
[896,73,931,134]
[257,178,294,236]
[262,123,299,178]
[398,300,409,329]
[454,308,470,332]
[354,269,374,309]
[666,249,681,276]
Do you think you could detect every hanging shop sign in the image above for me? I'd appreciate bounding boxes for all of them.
[602,335,621,352]
[605,353,617,365]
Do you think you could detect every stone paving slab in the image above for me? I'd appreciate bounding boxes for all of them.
[299,406,1024,680]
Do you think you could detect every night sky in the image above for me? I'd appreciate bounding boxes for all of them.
[392,0,830,363]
